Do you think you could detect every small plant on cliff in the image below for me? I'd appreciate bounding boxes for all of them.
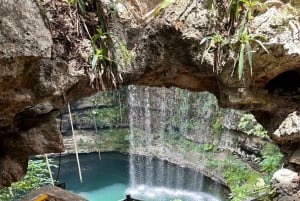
[222,155,272,201]
[89,28,119,89]
[211,117,223,140]
[238,113,268,139]
[202,0,269,79]
[200,34,228,74]
[68,0,86,13]
[118,42,134,68]
[259,143,283,181]
[0,159,56,201]
[154,0,175,17]
[68,0,122,89]
[230,19,269,79]
[203,143,218,152]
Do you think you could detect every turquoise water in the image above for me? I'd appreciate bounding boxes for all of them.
[77,183,127,200]
[53,152,228,201]
[53,152,129,200]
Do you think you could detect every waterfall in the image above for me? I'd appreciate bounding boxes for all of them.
[127,86,224,201]
[128,85,137,188]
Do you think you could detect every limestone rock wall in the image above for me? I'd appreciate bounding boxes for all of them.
[127,86,269,184]
[0,0,95,188]
[59,86,268,186]
[58,89,129,154]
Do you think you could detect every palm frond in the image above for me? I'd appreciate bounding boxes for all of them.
[245,41,253,76]
[154,0,175,17]
[252,39,269,54]
[238,43,245,80]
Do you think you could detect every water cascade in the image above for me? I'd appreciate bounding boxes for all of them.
[127,86,227,201]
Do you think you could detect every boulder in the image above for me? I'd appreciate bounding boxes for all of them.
[272,168,300,201]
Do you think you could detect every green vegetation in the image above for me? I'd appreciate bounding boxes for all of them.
[95,128,130,152]
[202,143,218,152]
[220,142,283,201]
[154,0,175,17]
[90,28,112,70]
[211,118,223,140]
[118,42,134,68]
[205,158,220,171]
[0,159,55,201]
[68,0,86,13]
[238,113,268,138]
[68,0,122,89]
[84,106,125,129]
[200,34,228,74]
[222,155,272,201]
[233,20,268,80]
[259,143,283,181]
[202,0,269,79]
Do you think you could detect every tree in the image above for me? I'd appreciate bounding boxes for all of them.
[0,159,55,201]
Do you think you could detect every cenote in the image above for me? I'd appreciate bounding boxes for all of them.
[53,152,229,201]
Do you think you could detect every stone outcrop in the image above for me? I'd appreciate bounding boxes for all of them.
[0,0,95,188]
[134,1,299,133]
[273,111,300,165]
[1,0,300,189]
[59,91,129,154]
[290,149,300,166]
[272,168,300,201]
[274,112,300,144]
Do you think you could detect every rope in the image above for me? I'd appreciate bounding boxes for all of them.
[67,102,83,183]
[45,154,54,186]
[55,153,62,182]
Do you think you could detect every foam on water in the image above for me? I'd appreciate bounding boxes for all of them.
[126,185,222,201]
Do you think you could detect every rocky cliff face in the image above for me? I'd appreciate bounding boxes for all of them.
[59,89,129,153]
[0,0,300,188]
[0,0,95,188]
[57,86,269,186]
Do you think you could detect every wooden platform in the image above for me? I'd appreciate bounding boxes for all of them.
[20,186,88,201]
